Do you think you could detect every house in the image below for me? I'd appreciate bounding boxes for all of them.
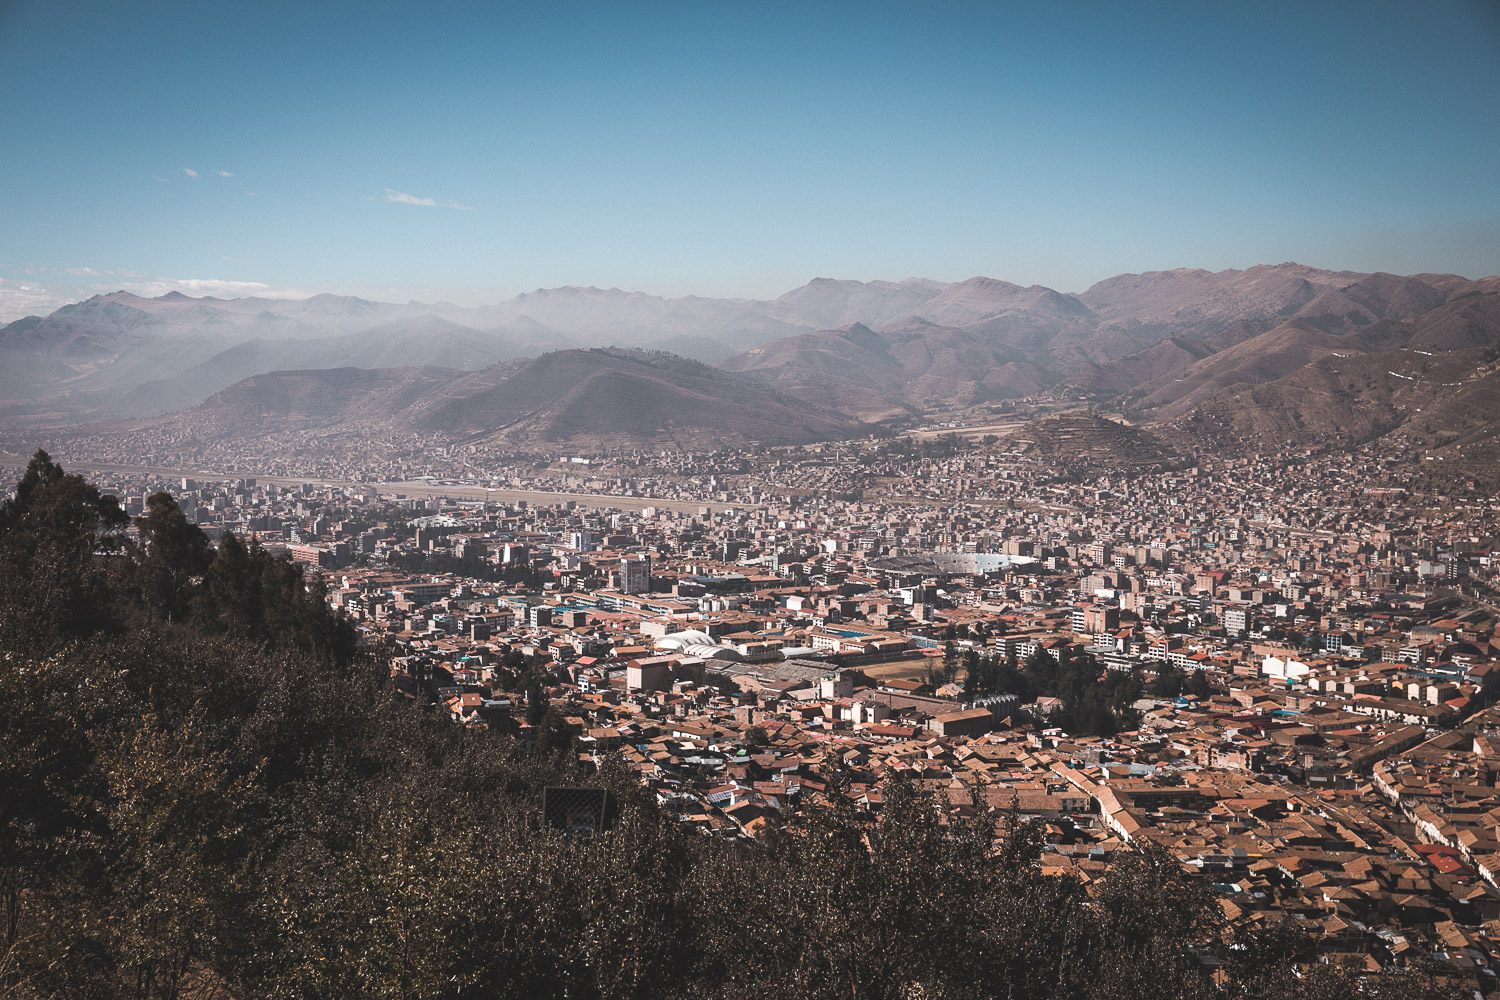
[930,707,997,738]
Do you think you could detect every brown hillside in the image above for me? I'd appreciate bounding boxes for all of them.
[1143,320,1368,418]
[415,348,864,448]
[998,413,1181,471]
[1173,346,1500,455]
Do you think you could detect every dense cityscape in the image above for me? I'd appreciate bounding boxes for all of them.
[7,426,1498,994]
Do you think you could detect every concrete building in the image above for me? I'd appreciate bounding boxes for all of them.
[621,555,651,595]
[626,655,675,693]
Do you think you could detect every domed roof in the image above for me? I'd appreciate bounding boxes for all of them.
[684,644,741,661]
[654,629,716,651]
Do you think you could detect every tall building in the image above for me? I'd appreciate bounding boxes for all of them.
[1072,605,1119,636]
[620,555,651,595]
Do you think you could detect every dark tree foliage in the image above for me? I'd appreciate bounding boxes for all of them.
[961,647,989,695]
[1150,663,1216,701]
[197,530,359,663]
[524,671,551,726]
[1187,666,1213,699]
[0,448,129,650]
[533,705,575,757]
[992,647,1143,735]
[0,454,1476,999]
[131,491,212,621]
[1150,660,1186,698]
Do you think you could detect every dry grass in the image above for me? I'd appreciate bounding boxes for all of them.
[858,657,941,683]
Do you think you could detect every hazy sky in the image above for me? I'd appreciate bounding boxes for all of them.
[2,0,1498,319]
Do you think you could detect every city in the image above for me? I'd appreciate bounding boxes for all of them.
[7,424,1497,989]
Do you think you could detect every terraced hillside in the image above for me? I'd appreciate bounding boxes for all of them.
[998,413,1183,472]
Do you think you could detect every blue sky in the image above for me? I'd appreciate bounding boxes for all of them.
[1,0,1497,319]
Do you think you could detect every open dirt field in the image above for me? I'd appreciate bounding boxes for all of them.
[905,421,1023,442]
[857,657,942,683]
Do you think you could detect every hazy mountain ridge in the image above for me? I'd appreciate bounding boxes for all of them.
[4,265,1498,460]
[1047,273,1500,472]
[186,366,465,433]
[116,348,865,449]
[728,265,1500,423]
[720,319,1046,421]
[110,317,539,419]
[0,263,1387,423]
[414,348,864,447]
[1058,273,1500,409]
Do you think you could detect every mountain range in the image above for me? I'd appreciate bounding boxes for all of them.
[4,264,1498,460]
[112,349,865,450]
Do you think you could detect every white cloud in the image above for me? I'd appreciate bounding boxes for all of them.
[182,167,200,178]
[0,268,316,323]
[379,187,475,211]
[115,277,305,300]
[217,170,234,178]
[0,278,75,322]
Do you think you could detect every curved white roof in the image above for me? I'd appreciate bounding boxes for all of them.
[684,644,740,660]
[655,630,742,661]
[654,629,716,651]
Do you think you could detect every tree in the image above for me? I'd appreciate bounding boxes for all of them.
[1186,667,1212,699]
[1150,662,1186,698]
[0,652,112,954]
[1089,841,1220,1000]
[969,800,1095,1000]
[0,449,129,649]
[196,530,358,665]
[534,706,573,756]
[1024,644,1058,678]
[524,674,550,726]
[93,713,261,1000]
[962,648,990,696]
[994,649,1033,701]
[693,768,991,999]
[131,492,211,621]
[1219,918,1313,1000]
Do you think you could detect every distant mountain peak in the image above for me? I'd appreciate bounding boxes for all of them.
[955,275,1023,290]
